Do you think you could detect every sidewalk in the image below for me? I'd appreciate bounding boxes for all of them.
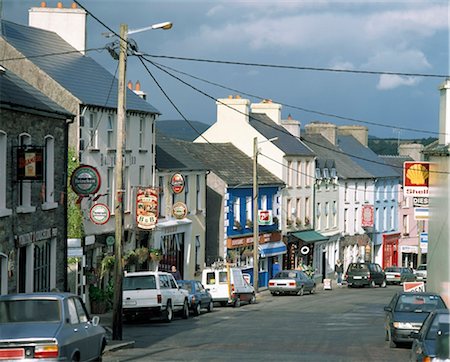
[97,311,135,353]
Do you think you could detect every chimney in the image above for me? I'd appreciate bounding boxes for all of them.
[251,99,282,124]
[399,143,424,161]
[305,122,338,145]
[29,2,87,54]
[216,96,250,126]
[337,125,368,147]
[439,79,450,145]
[281,114,301,138]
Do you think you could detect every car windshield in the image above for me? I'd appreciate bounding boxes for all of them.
[385,267,401,272]
[274,271,298,279]
[395,294,446,312]
[179,281,194,293]
[0,299,60,323]
[123,275,156,290]
[349,263,368,272]
[426,314,450,340]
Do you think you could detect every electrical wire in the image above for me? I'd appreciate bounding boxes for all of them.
[0,47,107,62]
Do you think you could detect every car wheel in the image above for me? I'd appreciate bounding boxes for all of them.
[207,300,214,312]
[71,352,80,362]
[271,292,276,296]
[182,299,189,319]
[249,293,256,304]
[310,285,316,294]
[164,301,173,323]
[234,297,241,308]
[297,287,304,296]
[381,280,387,288]
[194,302,201,316]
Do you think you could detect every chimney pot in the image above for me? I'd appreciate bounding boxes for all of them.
[127,81,133,90]
[135,80,141,91]
[57,2,63,8]
[40,1,47,7]
[71,2,77,8]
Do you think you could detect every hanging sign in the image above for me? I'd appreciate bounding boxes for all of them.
[258,210,273,225]
[70,165,101,196]
[361,205,374,227]
[89,203,110,225]
[17,147,44,181]
[170,173,185,194]
[136,187,158,229]
[172,202,188,219]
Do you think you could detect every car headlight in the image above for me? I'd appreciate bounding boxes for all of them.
[393,322,414,329]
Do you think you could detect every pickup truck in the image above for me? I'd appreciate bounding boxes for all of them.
[122,271,189,322]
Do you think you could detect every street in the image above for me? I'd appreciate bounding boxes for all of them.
[103,284,411,361]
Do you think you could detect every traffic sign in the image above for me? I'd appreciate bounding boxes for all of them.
[403,281,425,293]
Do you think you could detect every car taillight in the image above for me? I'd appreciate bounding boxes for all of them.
[34,345,59,359]
[289,282,296,286]
[231,284,235,292]
[157,294,162,304]
[422,357,432,362]
[269,282,275,286]
[395,274,401,278]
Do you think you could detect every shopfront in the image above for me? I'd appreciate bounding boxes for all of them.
[382,232,400,268]
[285,230,327,271]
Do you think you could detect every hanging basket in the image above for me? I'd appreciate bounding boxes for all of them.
[149,249,163,262]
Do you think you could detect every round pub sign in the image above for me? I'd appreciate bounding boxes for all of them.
[170,173,185,194]
[172,202,187,219]
[71,165,101,196]
[90,203,110,225]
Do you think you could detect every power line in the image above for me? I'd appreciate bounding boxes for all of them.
[142,54,450,79]
[0,47,107,62]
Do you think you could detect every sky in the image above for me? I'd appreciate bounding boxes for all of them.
[2,0,449,139]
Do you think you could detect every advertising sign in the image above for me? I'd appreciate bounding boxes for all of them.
[414,207,429,220]
[403,162,430,197]
[70,165,101,196]
[17,147,44,181]
[172,202,188,219]
[413,197,429,207]
[170,173,185,194]
[136,187,158,229]
[361,204,374,227]
[258,210,273,225]
[89,203,111,225]
[403,281,425,293]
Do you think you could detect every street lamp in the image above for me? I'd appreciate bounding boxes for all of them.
[253,137,278,293]
[111,21,172,341]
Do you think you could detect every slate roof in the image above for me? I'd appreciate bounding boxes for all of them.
[157,132,284,187]
[301,133,372,179]
[0,20,159,114]
[249,113,314,157]
[337,135,399,178]
[380,155,413,177]
[0,67,73,118]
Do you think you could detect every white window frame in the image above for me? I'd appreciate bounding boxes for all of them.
[17,134,35,214]
[107,115,115,149]
[196,174,202,212]
[158,176,165,217]
[0,131,11,217]
[233,197,241,229]
[287,160,293,187]
[88,112,98,149]
[42,136,57,210]
[246,196,252,222]
[139,117,145,149]
[123,166,130,212]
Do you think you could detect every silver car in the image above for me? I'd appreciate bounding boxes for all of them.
[0,292,106,361]
[268,270,316,296]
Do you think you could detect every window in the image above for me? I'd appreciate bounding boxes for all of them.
[158,176,165,217]
[344,208,349,234]
[332,201,337,228]
[344,183,349,202]
[107,115,114,149]
[354,207,358,233]
[139,117,145,149]
[0,131,10,216]
[42,136,56,209]
[325,202,330,229]
[383,207,387,231]
[184,175,189,207]
[296,198,302,221]
[287,160,293,187]
[354,182,358,202]
[364,182,368,201]
[196,174,201,211]
[17,134,35,213]
[107,167,114,210]
[125,116,131,149]
[139,166,145,185]
[233,197,241,229]
[316,203,321,230]
[297,161,302,187]
[403,215,409,235]
[390,206,395,230]
[305,197,310,224]
[123,166,129,212]
[261,194,267,210]
[246,196,252,223]
[305,160,310,186]
[33,240,51,292]
[88,112,98,148]
[286,198,292,225]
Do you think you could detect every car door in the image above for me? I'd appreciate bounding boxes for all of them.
[74,297,102,360]
[168,274,184,310]
[64,297,93,361]
[196,282,207,307]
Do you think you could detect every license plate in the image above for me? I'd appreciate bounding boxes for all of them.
[353,276,362,279]
[387,275,394,278]
[124,300,137,306]
[0,348,25,360]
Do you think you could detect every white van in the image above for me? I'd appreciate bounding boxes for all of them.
[201,265,256,307]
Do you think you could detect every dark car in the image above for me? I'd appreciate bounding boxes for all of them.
[0,292,107,361]
[385,266,417,285]
[268,270,316,296]
[384,292,446,348]
[410,309,450,361]
[178,280,214,315]
[345,262,386,288]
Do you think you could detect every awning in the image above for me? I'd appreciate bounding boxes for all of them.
[291,230,327,244]
[258,241,287,258]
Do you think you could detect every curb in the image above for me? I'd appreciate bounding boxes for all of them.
[104,340,135,353]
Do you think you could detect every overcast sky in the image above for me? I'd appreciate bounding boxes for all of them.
[2,0,449,139]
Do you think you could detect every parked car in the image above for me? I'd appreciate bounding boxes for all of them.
[178,280,214,315]
[122,271,190,322]
[0,292,106,361]
[385,266,417,285]
[384,292,447,348]
[202,266,256,307]
[410,309,450,361]
[345,262,387,288]
[268,270,316,296]
[414,264,428,281]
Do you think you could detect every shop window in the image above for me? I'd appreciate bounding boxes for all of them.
[34,240,51,292]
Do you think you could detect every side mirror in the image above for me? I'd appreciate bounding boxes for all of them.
[384,306,392,312]
[91,315,100,327]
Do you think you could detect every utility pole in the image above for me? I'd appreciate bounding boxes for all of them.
[253,137,259,293]
[112,23,127,341]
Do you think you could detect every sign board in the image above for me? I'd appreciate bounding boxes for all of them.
[170,173,185,194]
[414,207,429,220]
[17,147,44,181]
[136,187,158,229]
[361,205,374,227]
[70,165,101,196]
[403,281,425,293]
[106,235,115,246]
[258,210,273,225]
[413,197,429,207]
[403,162,429,197]
[323,278,332,290]
[89,203,110,225]
[172,202,188,219]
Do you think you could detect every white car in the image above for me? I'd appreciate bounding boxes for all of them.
[414,264,427,281]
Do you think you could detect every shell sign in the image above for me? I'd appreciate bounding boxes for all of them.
[403,162,429,197]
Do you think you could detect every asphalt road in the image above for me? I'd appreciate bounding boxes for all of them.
[103,284,411,361]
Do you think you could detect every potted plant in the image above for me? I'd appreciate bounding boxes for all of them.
[245,219,253,228]
[89,283,113,314]
[149,248,163,262]
[135,247,149,264]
